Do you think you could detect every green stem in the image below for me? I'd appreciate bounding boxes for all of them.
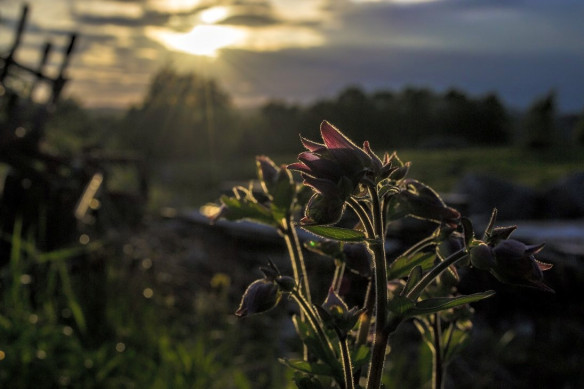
[398,231,438,259]
[282,218,311,303]
[355,279,374,347]
[405,249,468,301]
[334,262,346,292]
[365,183,389,389]
[290,289,336,359]
[336,330,356,389]
[347,197,374,239]
[431,313,443,389]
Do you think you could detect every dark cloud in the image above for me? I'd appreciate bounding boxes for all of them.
[219,44,584,111]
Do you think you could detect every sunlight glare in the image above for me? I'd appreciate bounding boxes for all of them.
[147,25,246,57]
[199,6,230,24]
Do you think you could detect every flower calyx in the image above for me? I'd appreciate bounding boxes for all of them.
[317,288,365,339]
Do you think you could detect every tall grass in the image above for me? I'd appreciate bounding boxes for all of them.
[0,220,290,388]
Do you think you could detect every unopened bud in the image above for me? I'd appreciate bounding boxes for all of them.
[469,243,495,271]
[235,279,281,317]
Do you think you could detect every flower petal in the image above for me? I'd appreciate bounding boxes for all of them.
[301,136,326,152]
[320,121,358,150]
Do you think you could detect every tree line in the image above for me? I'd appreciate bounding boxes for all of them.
[46,66,584,160]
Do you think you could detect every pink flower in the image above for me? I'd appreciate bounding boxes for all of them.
[288,121,396,225]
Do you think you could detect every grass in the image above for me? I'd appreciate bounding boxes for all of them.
[0,222,293,388]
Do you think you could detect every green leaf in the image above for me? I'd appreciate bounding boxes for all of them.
[351,344,371,369]
[220,195,276,226]
[271,169,296,212]
[301,225,366,242]
[413,318,434,351]
[292,316,337,370]
[387,251,435,280]
[402,265,423,296]
[294,373,325,389]
[280,358,334,376]
[408,291,495,317]
[387,295,415,317]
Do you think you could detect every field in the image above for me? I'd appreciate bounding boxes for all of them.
[148,145,584,209]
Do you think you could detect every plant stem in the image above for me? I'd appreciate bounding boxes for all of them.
[336,330,356,389]
[347,197,374,239]
[290,289,336,359]
[365,184,389,389]
[405,249,469,301]
[397,231,438,259]
[282,218,311,303]
[356,279,374,347]
[431,313,443,389]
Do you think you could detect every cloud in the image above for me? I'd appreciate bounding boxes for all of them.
[3,0,583,111]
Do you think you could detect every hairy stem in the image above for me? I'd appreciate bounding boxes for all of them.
[398,231,439,259]
[336,330,356,389]
[405,249,469,301]
[347,197,374,239]
[290,289,336,360]
[366,183,389,389]
[431,313,444,389]
[282,218,311,303]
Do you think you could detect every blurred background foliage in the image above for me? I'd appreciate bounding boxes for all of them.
[42,66,584,208]
[2,65,584,387]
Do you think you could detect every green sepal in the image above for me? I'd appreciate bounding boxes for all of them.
[387,251,435,280]
[461,217,474,250]
[301,225,366,242]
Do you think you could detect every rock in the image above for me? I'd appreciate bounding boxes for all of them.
[455,174,540,220]
[542,172,584,219]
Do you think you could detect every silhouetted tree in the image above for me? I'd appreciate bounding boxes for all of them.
[521,92,558,149]
[121,66,233,160]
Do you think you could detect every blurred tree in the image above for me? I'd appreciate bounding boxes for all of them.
[520,92,558,149]
[120,66,234,160]
[43,98,109,155]
[259,100,301,153]
[573,108,584,145]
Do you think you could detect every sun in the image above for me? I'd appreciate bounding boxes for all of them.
[148,25,245,58]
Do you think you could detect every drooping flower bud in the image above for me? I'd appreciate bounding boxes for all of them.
[490,239,554,292]
[235,279,281,317]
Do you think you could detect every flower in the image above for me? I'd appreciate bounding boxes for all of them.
[470,239,554,292]
[491,239,553,292]
[288,121,395,225]
[317,288,365,338]
[388,179,461,228]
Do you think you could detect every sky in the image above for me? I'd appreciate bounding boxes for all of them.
[1,0,584,112]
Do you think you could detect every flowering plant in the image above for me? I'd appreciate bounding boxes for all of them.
[208,121,552,389]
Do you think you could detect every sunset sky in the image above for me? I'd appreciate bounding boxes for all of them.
[1,0,584,111]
